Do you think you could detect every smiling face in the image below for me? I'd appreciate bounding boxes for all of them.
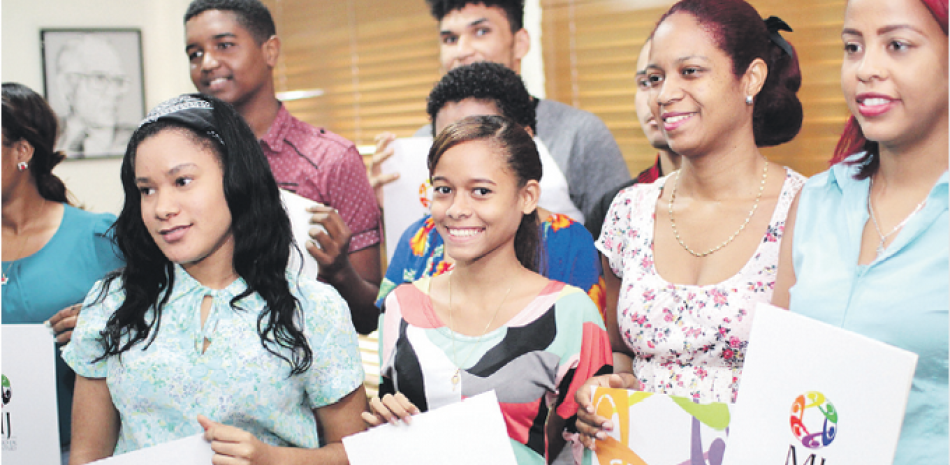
[647,12,755,157]
[185,10,276,110]
[635,40,668,150]
[135,129,234,280]
[841,0,948,151]
[430,140,535,266]
[438,3,530,73]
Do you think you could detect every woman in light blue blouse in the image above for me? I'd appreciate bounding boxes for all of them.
[774,0,948,462]
[63,94,367,464]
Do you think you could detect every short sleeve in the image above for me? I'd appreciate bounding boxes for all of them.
[298,281,365,408]
[325,145,382,253]
[594,188,634,278]
[62,279,124,378]
[552,289,612,422]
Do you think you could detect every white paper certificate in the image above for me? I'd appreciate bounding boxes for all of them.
[343,390,518,465]
[722,303,918,465]
[90,434,213,464]
[1,324,60,465]
[380,136,434,263]
[280,188,322,279]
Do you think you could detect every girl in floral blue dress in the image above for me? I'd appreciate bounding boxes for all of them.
[64,94,367,464]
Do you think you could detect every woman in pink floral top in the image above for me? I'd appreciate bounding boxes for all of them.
[574,0,807,450]
[595,169,802,402]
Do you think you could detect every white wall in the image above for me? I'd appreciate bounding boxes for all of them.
[2,0,196,214]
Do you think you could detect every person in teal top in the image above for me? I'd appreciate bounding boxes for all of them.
[1,83,124,456]
[774,0,948,462]
[63,94,367,464]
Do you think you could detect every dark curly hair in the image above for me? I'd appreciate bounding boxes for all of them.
[656,0,803,147]
[184,0,276,44]
[95,93,312,375]
[426,0,524,32]
[426,62,536,135]
[1,83,70,204]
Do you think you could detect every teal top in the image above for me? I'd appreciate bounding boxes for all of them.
[790,158,948,465]
[1,204,124,447]
[63,265,364,455]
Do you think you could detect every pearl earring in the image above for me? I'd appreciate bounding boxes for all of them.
[745,95,754,105]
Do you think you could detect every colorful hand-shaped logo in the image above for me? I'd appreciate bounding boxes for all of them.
[789,391,837,449]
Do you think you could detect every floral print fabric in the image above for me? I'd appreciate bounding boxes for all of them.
[596,169,804,402]
[63,265,364,455]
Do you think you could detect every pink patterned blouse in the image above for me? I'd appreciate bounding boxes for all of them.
[595,168,805,402]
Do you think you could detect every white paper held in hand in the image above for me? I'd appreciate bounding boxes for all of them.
[380,137,434,263]
[1,324,60,465]
[721,303,918,465]
[89,433,213,464]
[343,390,518,465]
[280,189,325,279]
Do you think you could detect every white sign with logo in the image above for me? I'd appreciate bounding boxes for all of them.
[722,304,918,465]
[1,324,60,465]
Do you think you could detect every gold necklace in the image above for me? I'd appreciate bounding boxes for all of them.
[447,272,512,390]
[867,178,927,258]
[669,160,769,258]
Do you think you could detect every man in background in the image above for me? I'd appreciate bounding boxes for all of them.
[184,0,382,334]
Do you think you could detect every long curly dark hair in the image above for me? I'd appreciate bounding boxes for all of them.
[94,93,312,375]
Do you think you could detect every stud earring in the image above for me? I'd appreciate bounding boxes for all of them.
[745,95,754,106]
[17,161,28,171]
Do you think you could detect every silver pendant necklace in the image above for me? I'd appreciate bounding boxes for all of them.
[867,178,927,258]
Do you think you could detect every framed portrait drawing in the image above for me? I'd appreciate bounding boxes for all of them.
[41,29,145,159]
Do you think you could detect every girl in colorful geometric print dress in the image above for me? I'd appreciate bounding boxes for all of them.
[365,115,612,465]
